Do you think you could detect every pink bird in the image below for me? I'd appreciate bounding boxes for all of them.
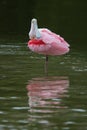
[28,18,70,74]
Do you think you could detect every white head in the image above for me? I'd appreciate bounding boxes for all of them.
[29,18,41,39]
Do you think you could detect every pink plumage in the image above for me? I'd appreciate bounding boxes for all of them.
[28,28,70,55]
[27,18,70,74]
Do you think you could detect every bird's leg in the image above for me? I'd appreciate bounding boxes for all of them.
[45,55,48,76]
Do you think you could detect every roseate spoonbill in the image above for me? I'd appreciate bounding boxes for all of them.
[28,18,70,74]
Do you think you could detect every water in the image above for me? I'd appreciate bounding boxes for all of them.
[0,43,87,130]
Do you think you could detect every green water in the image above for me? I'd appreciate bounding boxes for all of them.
[0,43,87,130]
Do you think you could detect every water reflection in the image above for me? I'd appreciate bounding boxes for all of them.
[26,76,69,124]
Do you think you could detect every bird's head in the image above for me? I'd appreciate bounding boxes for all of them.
[29,18,41,39]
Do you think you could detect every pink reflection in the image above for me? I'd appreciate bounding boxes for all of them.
[26,76,69,111]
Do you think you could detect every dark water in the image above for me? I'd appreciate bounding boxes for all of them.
[0,0,87,51]
[0,43,87,130]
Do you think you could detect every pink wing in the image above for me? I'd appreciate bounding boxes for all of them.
[39,28,69,47]
[39,29,70,55]
[28,28,70,55]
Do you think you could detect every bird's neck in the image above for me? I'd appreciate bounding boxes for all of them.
[29,19,41,39]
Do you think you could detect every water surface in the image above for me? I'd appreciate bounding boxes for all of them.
[0,43,87,130]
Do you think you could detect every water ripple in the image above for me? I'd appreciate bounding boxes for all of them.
[72,108,86,112]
